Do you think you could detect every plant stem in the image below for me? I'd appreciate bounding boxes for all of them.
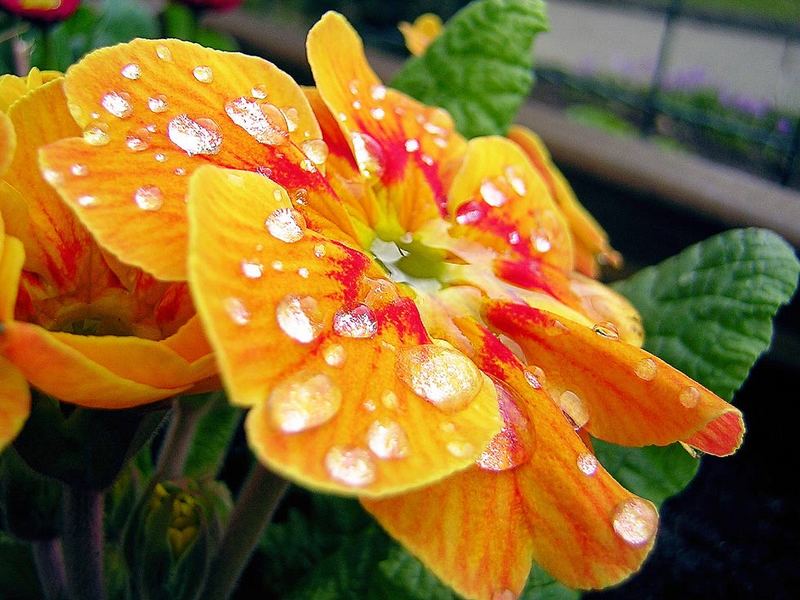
[155,397,209,480]
[31,538,67,600]
[62,486,106,600]
[199,464,289,600]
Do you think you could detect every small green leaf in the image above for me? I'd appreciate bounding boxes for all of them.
[375,546,457,600]
[392,0,548,138]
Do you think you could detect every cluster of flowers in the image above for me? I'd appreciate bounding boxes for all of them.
[0,9,743,600]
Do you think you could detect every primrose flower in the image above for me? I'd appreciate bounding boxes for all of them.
[0,71,216,451]
[37,12,744,599]
[0,0,80,22]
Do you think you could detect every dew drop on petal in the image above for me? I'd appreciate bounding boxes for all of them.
[134,185,163,211]
[679,386,700,408]
[240,259,264,279]
[156,45,173,61]
[370,84,387,100]
[634,358,658,381]
[297,267,310,279]
[224,297,250,325]
[404,138,420,153]
[313,243,326,258]
[251,84,268,99]
[350,132,385,180]
[477,383,531,472]
[363,399,377,412]
[83,121,110,146]
[154,153,167,163]
[325,446,375,487]
[558,390,589,429]
[174,167,186,176]
[480,180,507,207]
[268,371,341,433]
[265,207,306,243]
[77,195,97,207]
[126,128,151,152]
[192,65,213,83]
[101,91,133,118]
[367,420,410,459]
[148,94,168,113]
[225,97,289,146]
[70,164,88,176]
[168,114,222,156]
[446,440,474,458]
[362,278,399,308]
[592,321,620,340]
[271,260,283,271]
[333,305,378,339]
[381,390,399,410]
[301,139,329,165]
[533,234,552,253]
[397,345,482,412]
[370,107,385,120]
[505,166,527,196]
[523,369,542,389]
[276,295,323,343]
[42,168,62,185]
[577,452,599,476]
[323,344,346,367]
[121,63,141,80]
[612,498,658,546]
[283,107,299,133]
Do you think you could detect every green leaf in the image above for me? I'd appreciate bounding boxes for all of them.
[374,546,457,600]
[599,228,799,505]
[392,0,548,138]
[520,564,579,600]
[162,3,196,40]
[0,532,42,599]
[92,0,158,49]
[194,29,239,52]
[182,392,241,479]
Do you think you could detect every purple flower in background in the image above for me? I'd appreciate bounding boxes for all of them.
[776,118,792,135]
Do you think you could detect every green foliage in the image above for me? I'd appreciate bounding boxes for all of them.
[520,564,580,600]
[182,392,242,479]
[392,0,548,138]
[0,532,42,600]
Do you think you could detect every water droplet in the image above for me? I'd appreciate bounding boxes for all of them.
[363,399,376,412]
[423,120,447,136]
[276,295,323,343]
[168,114,222,156]
[241,259,264,279]
[192,65,213,83]
[224,297,250,325]
[313,243,326,258]
[440,421,456,433]
[283,107,299,133]
[362,278,399,308]
[156,45,173,61]
[265,207,306,243]
[577,452,598,475]
[558,390,589,429]
[370,84,387,100]
[337,112,347,122]
[477,382,531,472]
[533,234,552,253]
[634,358,658,381]
[301,139,329,165]
[350,132,385,179]
[121,63,141,80]
[126,128,151,152]
[251,84,268,99]
[352,100,362,110]
[146,124,157,133]
[83,122,110,146]
[404,138,420,153]
[421,154,434,166]
[679,386,700,408]
[367,420,409,459]
[77,195,96,207]
[300,159,316,173]
[323,344,346,367]
[134,185,163,211]
[325,446,375,487]
[268,371,341,433]
[101,91,133,118]
[370,107,385,120]
[446,440,474,458]
[529,366,546,386]
[154,153,167,162]
[333,305,378,339]
[148,94,168,113]
[592,321,619,340]
[70,164,88,176]
[612,498,658,546]
[480,180,507,207]
[224,97,289,145]
[42,168,62,185]
[297,267,310,279]
[397,345,482,412]
[174,167,186,176]
[507,231,521,245]
[505,166,527,195]
[271,260,283,271]
[381,390,399,410]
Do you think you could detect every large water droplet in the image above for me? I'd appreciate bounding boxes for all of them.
[350,132,385,180]
[225,97,289,145]
[101,91,133,118]
[558,390,589,429]
[325,446,376,487]
[302,139,329,165]
[268,371,341,433]
[367,420,410,459]
[276,295,323,343]
[168,114,222,156]
[121,63,141,80]
[577,452,598,476]
[480,180,507,207]
[148,94,168,113]
[224,297,250,325]
[134,185,163,211]
[370,84,387,100]
[634,358,658,381]
[612,498,658,546]
[265,207,306,243]
[679,386,700,408]
[592,321,620,340]
[477,382,531,472]
[333,305,378,339]
[83,121,110,146]
[126,128,151,152]
[240,259,264,279]
[192,65,213,83]
[397,345,482,412]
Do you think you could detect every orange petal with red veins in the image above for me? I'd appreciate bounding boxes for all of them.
[40,38,355,281]
[508,125,620,275]
[0,356,30,451]
[188,166,501,496]
[398,13,443,56]
[0,322,192,408]
[484,300,744,455]
[569,272,644,346]
[0,111,15,175]
[308,12,466,234]
[365,320,657,597]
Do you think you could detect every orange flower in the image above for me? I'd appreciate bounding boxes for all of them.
[37,13,744,598]
[0,71,216,451]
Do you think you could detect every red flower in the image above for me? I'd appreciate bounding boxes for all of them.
[0,0,79,22]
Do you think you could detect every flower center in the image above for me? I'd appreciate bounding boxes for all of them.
[370,236,443,293]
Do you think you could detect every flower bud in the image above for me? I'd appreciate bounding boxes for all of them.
[0,0,80,22]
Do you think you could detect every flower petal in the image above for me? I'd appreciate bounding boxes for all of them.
[0,110,15,175]
[40,38,356,280]
[398,13,443,57]
[508,125,621,276]
[187,166,502,496]
[0,356,30,452]
[0,229,24,321]
[484,300,744,455]
[308,12,466,235]
[365,320,657,597]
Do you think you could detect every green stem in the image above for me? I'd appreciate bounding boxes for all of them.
[62,486,106,600]
[31,538,66,600]
[199,464,289,600]
[155,397,210,480]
